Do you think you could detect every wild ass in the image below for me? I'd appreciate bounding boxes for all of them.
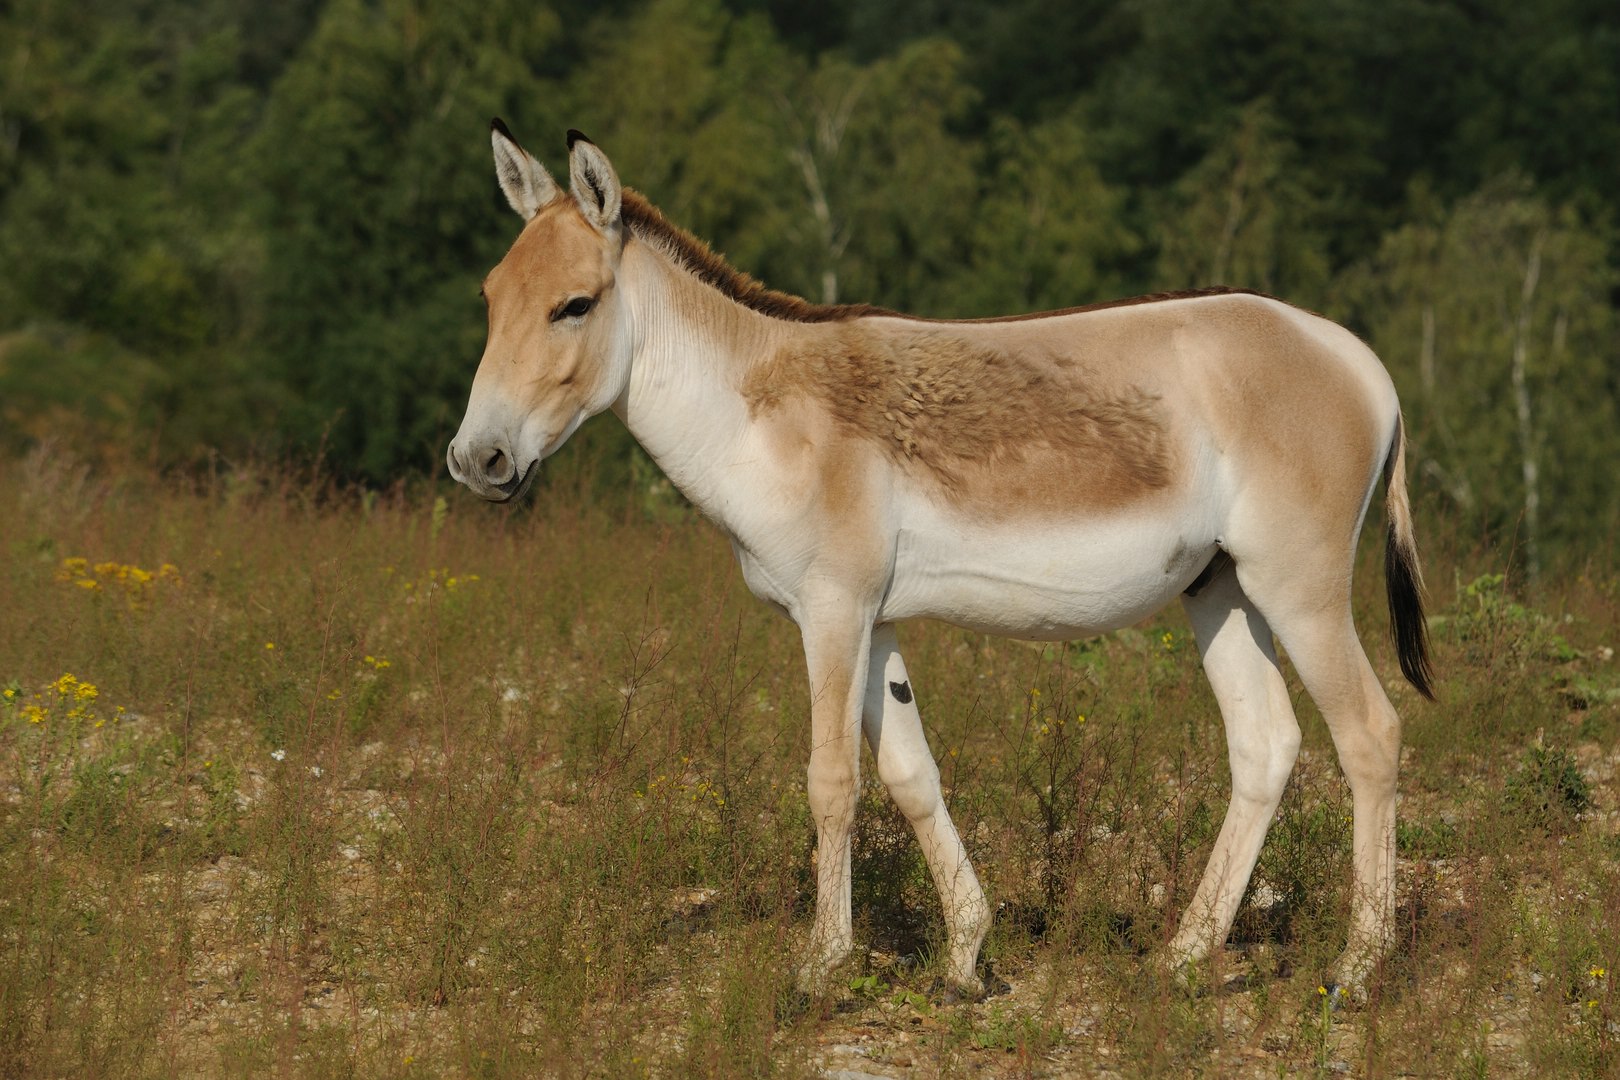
[447,123,1434,1002]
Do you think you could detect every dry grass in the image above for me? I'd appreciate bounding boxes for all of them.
[1,447,1617,1078]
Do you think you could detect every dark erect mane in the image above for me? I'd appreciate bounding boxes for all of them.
[619,188,1273,325]
[619,190,897,323]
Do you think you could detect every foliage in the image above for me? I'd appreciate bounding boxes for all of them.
[1340,179,1617,578]
[1507,741,1593,831]
[0,0,1616,562]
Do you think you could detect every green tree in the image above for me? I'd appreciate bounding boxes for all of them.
[565,0,797,277]
[773,39,980,315]
[1153,101,1329,303]
[952,110,1136,316]
[0,0,264,457]
[1343,177,1617,579]
[253,0,564,480]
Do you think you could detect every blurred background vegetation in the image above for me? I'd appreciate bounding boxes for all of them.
[1,0,1616,575]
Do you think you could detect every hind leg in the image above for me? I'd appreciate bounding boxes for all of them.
[1171,563,1303,975]
[862,624,991,995]
[1236,565,1402,997]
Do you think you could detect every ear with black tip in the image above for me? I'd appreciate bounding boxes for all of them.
[566,130,622,232]
[491,118,560,220]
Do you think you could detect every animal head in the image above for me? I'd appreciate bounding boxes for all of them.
[447,122,630,501]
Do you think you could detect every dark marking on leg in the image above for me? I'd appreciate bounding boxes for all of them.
[889,680,913,705]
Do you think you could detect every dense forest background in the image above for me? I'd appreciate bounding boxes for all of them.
[1,0,1616,574]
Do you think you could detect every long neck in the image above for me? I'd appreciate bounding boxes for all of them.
[609,236,806,531]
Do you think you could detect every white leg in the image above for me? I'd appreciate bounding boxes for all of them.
[797,603,872,990]
[1236,566,1402,997]
[861,624,991,995]
[1270,616,1400,993]
[1171,564,1302,974]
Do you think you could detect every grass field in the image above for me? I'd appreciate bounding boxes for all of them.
[2,445,1617,1078]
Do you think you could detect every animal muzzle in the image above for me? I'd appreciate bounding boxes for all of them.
[446,438,534,502]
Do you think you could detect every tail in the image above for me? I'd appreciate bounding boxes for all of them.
[1383,414,1435,699]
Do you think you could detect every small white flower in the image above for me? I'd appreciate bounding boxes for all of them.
[309,765,323,778]
[270,748,286,761]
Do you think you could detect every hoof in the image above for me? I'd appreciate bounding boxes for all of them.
[929,977,984,1005]
[795,949,852,997]
[929,966,1009,1005]
[1170,957,1209,998]
[775,987,816,1023]
[1324,948,1386,1009]
[1317,982,1358,1012]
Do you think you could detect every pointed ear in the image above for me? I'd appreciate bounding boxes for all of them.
[566,129,622,232]
[491,118,559,220]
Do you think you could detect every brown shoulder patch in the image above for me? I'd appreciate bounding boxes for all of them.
[743,324,1172,507]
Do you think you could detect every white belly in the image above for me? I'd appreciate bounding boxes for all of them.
[879,500,1220,639]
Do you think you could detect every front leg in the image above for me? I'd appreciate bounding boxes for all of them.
[797,595,874,992]
[862,624,990,996]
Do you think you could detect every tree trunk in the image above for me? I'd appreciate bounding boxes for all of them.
[1509,229,1546,587]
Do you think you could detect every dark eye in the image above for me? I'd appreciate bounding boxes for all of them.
[554,296,595,321]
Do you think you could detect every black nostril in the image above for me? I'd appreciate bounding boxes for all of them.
[481,446,517,485]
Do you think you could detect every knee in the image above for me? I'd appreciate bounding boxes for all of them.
[878,754,941,823]
[806,753,857,819]
[1339,704,1402,796]
[1232,722,1301,804]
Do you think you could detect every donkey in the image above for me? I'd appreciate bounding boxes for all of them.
[447,123,1433,1002]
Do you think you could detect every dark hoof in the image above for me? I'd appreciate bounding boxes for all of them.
[930,980,978,1005]
[775,987,821,1023]
[928,969,1010,1005]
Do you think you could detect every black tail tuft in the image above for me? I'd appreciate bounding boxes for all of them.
[1385,521,1435,700]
